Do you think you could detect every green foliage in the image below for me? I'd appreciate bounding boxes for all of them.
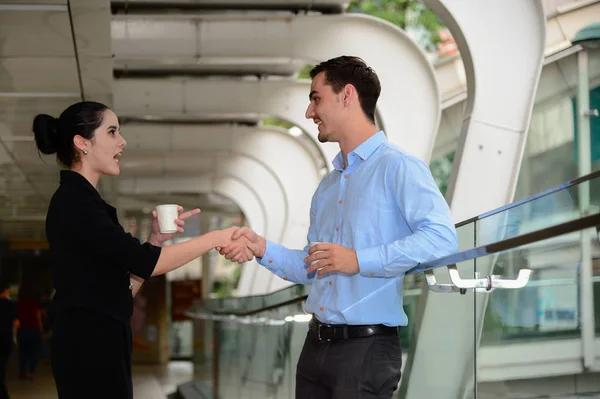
[430,151,455,197]
[347,0,443,51]
[297,64,314,80]
[263,116,293,129]
[212,264,242,298]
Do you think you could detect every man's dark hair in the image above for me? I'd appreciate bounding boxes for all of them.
[310,56,381,124]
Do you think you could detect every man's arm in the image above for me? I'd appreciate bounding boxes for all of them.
[305,156,457,277]
[223,229,317,285]
[356,156,458,277]
[221,190,322,285]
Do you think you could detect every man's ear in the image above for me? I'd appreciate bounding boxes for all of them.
[343,84,355,106]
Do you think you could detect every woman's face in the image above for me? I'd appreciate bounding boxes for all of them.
[83,109,127,176]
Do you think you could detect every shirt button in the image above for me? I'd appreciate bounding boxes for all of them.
[328,281,332,286]
[369,273,374,276]
[338,200,343,204]
[269,259,273,263]
[129,283,133,290]
[344,174,349,179]
[336,227,340,231]
[320,307,324,311]
[283,277,288,281]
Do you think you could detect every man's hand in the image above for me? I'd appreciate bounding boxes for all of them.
[226,236,256,263]
[219,227,266,263]
[148,206,201,246]
[304,243,359,276]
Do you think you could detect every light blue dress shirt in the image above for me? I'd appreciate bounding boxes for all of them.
[257,131,458,326]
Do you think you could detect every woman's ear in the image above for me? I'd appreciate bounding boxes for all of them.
[73,135,89,153]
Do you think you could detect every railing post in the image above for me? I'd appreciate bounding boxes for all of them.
[213,319,221,399]
[576,48,596,370]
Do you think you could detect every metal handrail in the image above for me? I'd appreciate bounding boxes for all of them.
[455,169,600,228]
[194,171,600,314]
[409,212,600,273]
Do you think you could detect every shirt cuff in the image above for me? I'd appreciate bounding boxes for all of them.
[357,246,386,277]
[256,240,284,270]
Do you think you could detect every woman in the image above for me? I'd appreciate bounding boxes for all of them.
[33,101,251,399]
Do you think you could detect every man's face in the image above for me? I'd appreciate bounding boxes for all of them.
[305,72,345,143]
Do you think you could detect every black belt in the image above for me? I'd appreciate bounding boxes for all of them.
[309,318,399,342]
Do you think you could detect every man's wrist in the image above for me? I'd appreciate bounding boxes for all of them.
[257,237,266,258]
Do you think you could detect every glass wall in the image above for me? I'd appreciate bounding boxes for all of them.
[430,49,600,202]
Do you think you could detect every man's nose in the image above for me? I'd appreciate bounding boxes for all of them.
[305,105,314,119]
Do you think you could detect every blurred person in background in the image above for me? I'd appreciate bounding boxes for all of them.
[0,280,18,399]
[39,290,54,357]
[16,286,43,381]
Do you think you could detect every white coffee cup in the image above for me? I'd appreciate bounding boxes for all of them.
[310,242,325,267]
[156,204,179,234]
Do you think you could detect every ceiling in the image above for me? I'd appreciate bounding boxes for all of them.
[0,0,344,240]
[0,0,599,240]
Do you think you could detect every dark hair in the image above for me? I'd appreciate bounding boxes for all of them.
[310,56,381,123]
[33,101,109,167]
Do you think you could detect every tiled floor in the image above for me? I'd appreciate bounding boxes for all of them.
[5,353,194,399]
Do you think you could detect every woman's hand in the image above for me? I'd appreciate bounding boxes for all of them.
[217,227,254,263]
[148,206,201,246]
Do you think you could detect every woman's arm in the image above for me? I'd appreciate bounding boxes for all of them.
[152,227,248,277]
[130,274,145,297]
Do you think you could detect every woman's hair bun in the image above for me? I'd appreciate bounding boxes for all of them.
[33,114,60,155]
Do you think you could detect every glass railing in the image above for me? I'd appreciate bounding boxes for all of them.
[178,170,600,399]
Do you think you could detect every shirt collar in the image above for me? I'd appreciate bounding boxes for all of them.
[332,130,386,171]
[60,170,103,202]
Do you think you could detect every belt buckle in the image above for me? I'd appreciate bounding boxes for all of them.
[317,323,332,342]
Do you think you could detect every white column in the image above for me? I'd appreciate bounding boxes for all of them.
[575,49,596,369]
[402,0,547,397]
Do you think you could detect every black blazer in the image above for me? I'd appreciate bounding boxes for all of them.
[46,170,161,321]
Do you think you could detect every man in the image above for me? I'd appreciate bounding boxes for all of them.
[0,280,18,399]
[221,56,458,398]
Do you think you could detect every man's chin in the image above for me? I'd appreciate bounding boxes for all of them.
[317,132,329,143]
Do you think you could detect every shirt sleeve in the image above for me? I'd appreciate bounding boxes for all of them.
[356,156,458,277]
[256,188,320,285]
[68,198,161,280]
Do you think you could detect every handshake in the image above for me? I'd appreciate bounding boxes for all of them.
[215,227,361,277]
[217,227,266,264]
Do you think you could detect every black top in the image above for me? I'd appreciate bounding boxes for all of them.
[0,298,18,354]
[46,170,161,321]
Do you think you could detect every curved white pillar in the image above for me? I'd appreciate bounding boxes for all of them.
[113,77,339,165]
[119,151,285,242]
[113,13,440,163]
[401,1,547,398]
[212,176,266,296]
[118,123,322,294]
